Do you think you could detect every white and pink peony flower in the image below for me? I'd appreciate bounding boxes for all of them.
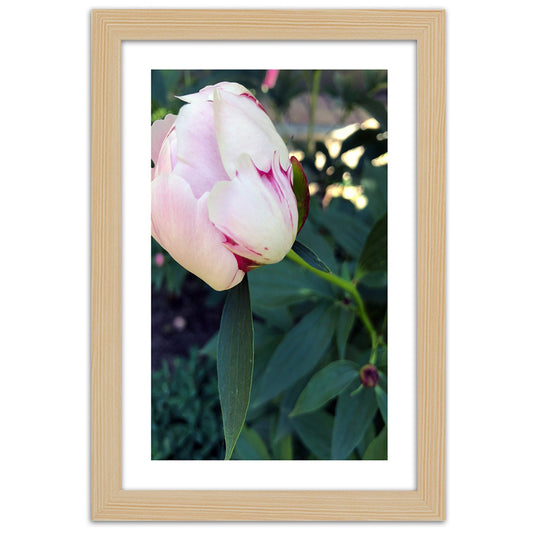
[151,82,308,291]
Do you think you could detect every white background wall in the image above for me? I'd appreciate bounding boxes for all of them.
[1,1,531,532]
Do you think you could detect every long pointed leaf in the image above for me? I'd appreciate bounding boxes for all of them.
[292,410,334,459]
[290,360,358,417]
[336,305,356,359]
[331,387,377,459]
[292,241,332,273]
[375,385,388,424]
[362,428,388,460]
[233,426,270,460]
[253,304,338,406]
[355,213,387,280]
[217,276,254,460]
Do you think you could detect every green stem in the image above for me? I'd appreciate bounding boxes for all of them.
[184,70,192,88]
[306,70,322,154]
[286,250,378,354]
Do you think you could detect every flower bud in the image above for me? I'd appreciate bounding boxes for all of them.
[360,364,379,388]
[261,69,279,92]
[151,82,309,291]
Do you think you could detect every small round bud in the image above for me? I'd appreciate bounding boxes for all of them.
[154,252,165,267]
[173,316,187,331]
[360,364,379,388]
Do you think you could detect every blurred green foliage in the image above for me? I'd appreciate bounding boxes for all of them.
[151,69,388,461]
[152,349,224,460]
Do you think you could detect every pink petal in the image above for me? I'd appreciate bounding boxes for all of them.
[151,170,244,291]
[151,114,176,168]
[154,101,229,198]
[262,69,279,90]
[153,124,178,180]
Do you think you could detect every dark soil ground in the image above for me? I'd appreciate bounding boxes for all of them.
[151,276,224,370]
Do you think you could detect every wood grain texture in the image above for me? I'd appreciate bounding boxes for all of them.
[91,9,446,521]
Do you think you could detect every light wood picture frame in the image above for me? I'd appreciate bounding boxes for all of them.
[91,9,445,521]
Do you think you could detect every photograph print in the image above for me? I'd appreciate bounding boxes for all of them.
[150,69,388,461]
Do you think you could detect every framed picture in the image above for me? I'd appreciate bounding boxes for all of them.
[91,9,445,521]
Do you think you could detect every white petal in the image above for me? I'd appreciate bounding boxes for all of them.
[212,88,290,177]
[179,82,252,103]
[207,154,297,264]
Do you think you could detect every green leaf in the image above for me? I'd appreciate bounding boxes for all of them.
[199,333,218,359]
[290,360,359,417]
[252,326,284,380]
[291,241,332,273]
[272,433,293,460]
[248,259,332,308]
[336,306,356,359]
[253,304,338,406]
[233,426,271,460]
[355,214,387,280]
[297,219,338,274]
[251,306,293,332]
[319,207,370,261]
[359,271,387,289]
[331,388,378,459]
[151,70,167,107]
[356,420,377,458]
[378,371,387,392]
[362,428,387,460]
[217,275,254,460]
[351,347,373,369]
[291,156,310,233]
[361,165,387,221]
[375,385,388,424]
[292,410,334,459]
[273,379,307,444]
[375,345,388,370]
[350,383,364,397]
